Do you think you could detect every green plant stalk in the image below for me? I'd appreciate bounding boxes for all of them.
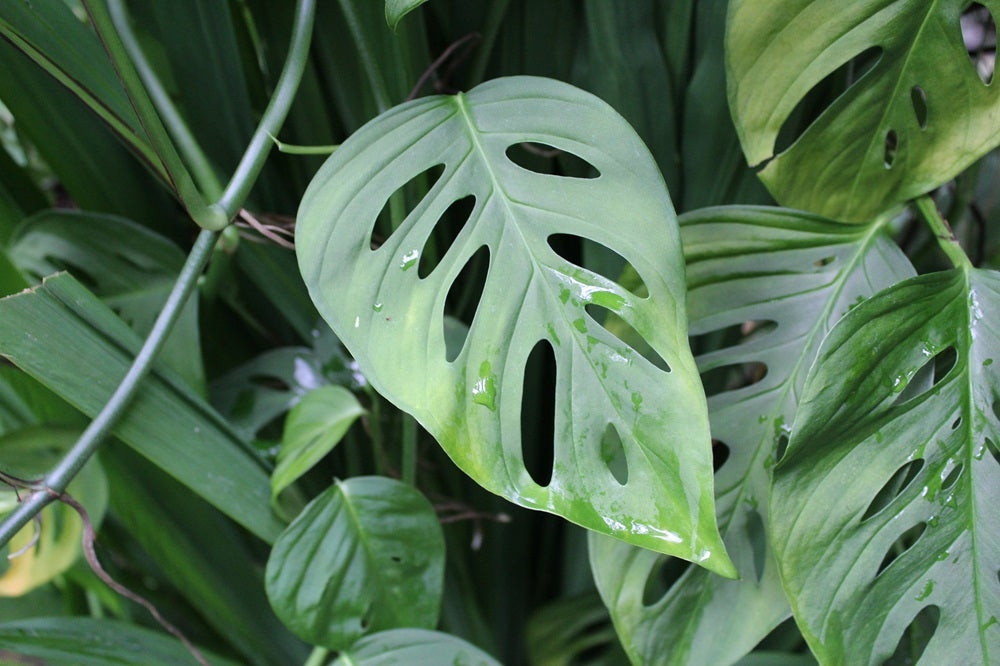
[106,0,224,200]
[337,0,392,112]
[914,194,973,271]
[303,646,330,666]
[216,0,318,218]
[468,0,511,86]
[82,0,226,231]
[0,228,218,548]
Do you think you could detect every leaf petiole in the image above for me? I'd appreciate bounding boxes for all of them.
[914,194,973,271]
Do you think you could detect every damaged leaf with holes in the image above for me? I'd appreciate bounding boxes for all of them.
[296,75,734,575]
[590,205,916,665]
[727,0,1000,221]
[771,268,1000,664]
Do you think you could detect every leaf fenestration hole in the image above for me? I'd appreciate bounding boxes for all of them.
[815,255,837,267]
[911,86,929,129]
[861,459,924,522]
[689,320,777,356]
[941,462,963,491]
[882,605,940,665]
[521,340,556,488]
[641,555,690,606]
[951,416,962,430]
[547,234,649,298]
[505,142,600,179]
[370,164,444,249]
[961,3,997,85]
[986,437,1000,465]
[772,46,882,154]
[883,129,898,168]
[443,245,490,362]
[712,439,730,472]
[600,423,628,485]
[775,433,789,463]
[585,304,671,373]
[700,362,768,398]
[418,195,476,278]
[745,509,767,582]
[932,346,958,386]
[875,522,927,577]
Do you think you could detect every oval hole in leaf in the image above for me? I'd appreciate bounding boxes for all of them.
[883,605,940,665]
[775,433,789,464]
[883,129,898,168]
[585,304,671,373]
[600,423,628,486]
[370,164,444,249]
[712,439,730,472]
[547,234,649,298]
[689,320,777,355]
[641,555,690,606]
[985,437,1000,465]
[911,86,929,129]
[933,346,958,385]
[744,509,767,582]
[951,416,962,430]
[700,362,768,398]
[418,195,476,278]
[941,462,963,491]
[961,3,997,85]
[505,142,600,179]
[442,246,490,362]
[815,255,837,268]
[772,46,883,155]
[861,459,924,522]
[521,340,556,487]
[875,522,927,577]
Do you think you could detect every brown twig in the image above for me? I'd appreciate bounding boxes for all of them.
[236,209,295,249]
[406,33,482,101]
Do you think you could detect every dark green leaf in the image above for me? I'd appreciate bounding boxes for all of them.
[266,476,444,649]
[296,76,733,575]
[0,273,284,543]
[727,0,1000,221]
[333,628,501,665]
[386,0,430,31]
[772,268,1000,664]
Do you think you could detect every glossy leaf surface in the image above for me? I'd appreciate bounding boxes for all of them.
[265,476,444,649]
[591,206,915,665]
[727,0,1000,221]
[0,617,241,666]
[332,628,501,665]
[0,273,283,543]
[271,385,365,502]
[385,0,430,30]
[771,268,1000,664]
[297,76,732,574]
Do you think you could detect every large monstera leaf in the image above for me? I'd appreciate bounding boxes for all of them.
[727,0,1000,222]
[590,206,915,665]
[296,76,733,574]
[771,268,1000,664]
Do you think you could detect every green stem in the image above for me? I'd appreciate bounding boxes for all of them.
[914,195,973,271]
[216,0,317,218]
[401,415,417,485]
[468,0,511,86]
[337,0,392,112]
[303,646,330,666]
[106,0,224,200]
[0,229,219,548]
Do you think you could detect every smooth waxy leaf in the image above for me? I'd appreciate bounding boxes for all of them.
[0,273,284,543]
[271,385,365,502]
[771,268,1000,664]
[332,628,501,665]
[0,427,106,596]
[591,206,915,665]
[297,76,733,574]
[265,476,445,649]
[385,0,430,30]
[10,210,205,391]
[0,617,242,666]
[727,0,1000,221]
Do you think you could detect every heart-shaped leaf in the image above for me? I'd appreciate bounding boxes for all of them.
[265,476,445,649]
[727,0,1000,221]
[332,628,501,666]
[296,76,732,574]
[590,206,915,665]
[771,268,1000,664]
[271,385,365,502]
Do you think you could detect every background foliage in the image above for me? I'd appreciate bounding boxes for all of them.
[0,1,997,665]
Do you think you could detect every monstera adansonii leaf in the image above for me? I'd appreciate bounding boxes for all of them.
[590,207,915,665]
[726,0,1000,222]
[770,267,1000,664]
[296,76,733,574]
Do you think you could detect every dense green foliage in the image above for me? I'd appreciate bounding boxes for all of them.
[0,1,997,664]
